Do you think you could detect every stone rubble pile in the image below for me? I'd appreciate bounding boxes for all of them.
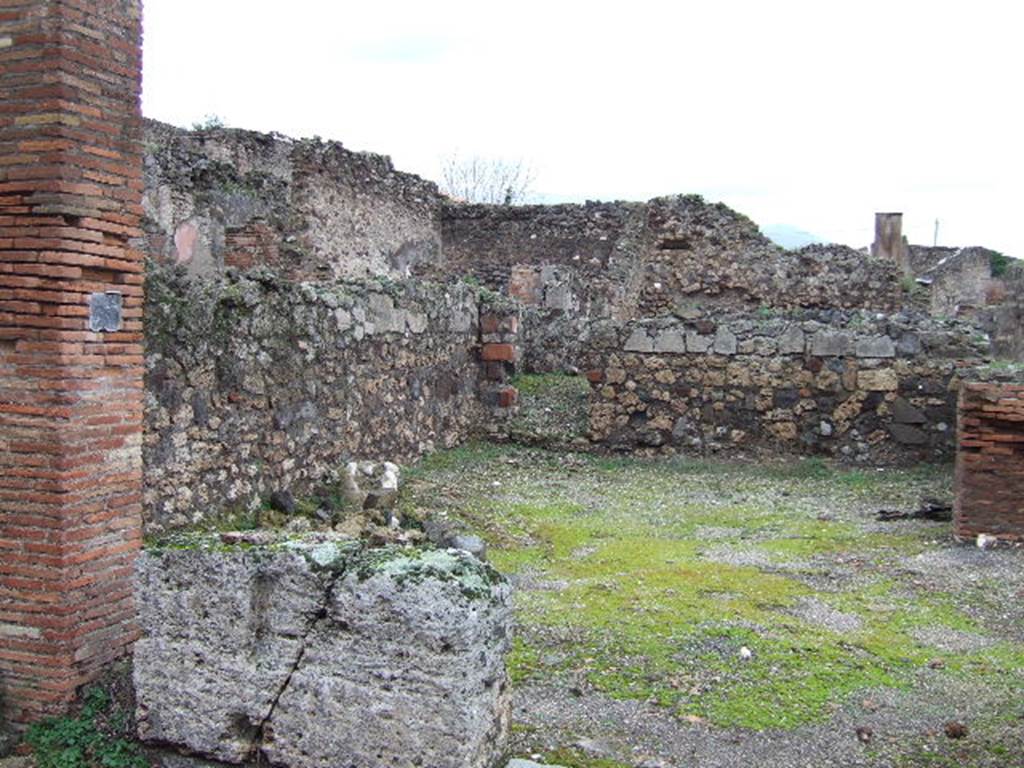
[341,459,401,518]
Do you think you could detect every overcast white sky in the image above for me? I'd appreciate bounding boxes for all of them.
[142,0,1022,255]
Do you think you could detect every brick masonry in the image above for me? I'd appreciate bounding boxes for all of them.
[0,0,144,723]
[955,381,1024,541]
[479,306,520,415]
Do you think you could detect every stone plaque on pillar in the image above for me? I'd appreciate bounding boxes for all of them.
[89,291,124,332]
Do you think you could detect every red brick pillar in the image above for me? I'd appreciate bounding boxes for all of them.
[480,306,520,414]
[954,381,1024,543]
[0,0,144,723]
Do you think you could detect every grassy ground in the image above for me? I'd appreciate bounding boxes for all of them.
[504,373,591,448]
[399,444,1024,768]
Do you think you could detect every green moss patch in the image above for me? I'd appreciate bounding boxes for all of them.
[506,373,591,446]
[401,443,1024,742]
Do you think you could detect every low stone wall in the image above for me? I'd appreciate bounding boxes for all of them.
[134,538,511,768]
[955,374,1024,541]
[143,265,481,533]
[579,311,988,460]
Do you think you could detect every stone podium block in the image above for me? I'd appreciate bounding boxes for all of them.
[134,537,512,768]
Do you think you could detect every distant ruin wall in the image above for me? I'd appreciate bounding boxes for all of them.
[992,290,1024,361]
[143,123,910,323]
[143,265,481,533]
[142,121,444,282]
[435,201,645,320]
[134,122,1003,534]
[910,246,1000,318]
[439,196,904,322]
[927,248,993,317]
[578,312,987,460]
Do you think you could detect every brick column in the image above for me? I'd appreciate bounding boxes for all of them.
[871,212,911,277]
[954,380,1024,542]
[0,0,144,723]
[479,306,520,415]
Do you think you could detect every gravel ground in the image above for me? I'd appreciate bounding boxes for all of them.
[400,445,1024,768]
[510,672,1024,768]
[790,597,864,634]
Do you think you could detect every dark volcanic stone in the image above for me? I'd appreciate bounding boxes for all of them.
[269,490,296,514]
[889,423,928,445]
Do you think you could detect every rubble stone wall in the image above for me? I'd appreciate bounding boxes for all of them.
[136,121,1008,537]
[142,122,908,325]
[142,121,444,282]
[578,311,987,460]
[955,378,1024,541]
[143,265,481,533]
[993,290,1024,361]
[914,246,997,318]
[438,196,904,325]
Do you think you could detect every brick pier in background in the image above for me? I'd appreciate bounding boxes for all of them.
[0,0,144,723]
[479,305,520,415]
[954,379,1024,542]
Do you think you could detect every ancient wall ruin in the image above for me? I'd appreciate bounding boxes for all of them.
[143,265,481,533]
[3,3,1020,757]
[132,121,1009,534]
[579,311,984,459]
[439,196,904,322]
[992,286,1024,360]
[142,121,444,281]
[137,123,478,531]
[910,245,1004,318]
[143,126,907,326]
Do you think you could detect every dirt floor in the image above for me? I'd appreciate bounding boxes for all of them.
[400,444,1024,768]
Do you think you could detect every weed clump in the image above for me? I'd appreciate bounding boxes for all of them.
[26,685,145,768]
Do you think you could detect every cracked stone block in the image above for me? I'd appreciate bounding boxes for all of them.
[778,325,805,355]
[134,547,330,764]
[652,328,685,353]
[134,539,512,768]
[266,555,511,768]
[623,328,653,353]
[855,335,895,358]
[713,327,738,355]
